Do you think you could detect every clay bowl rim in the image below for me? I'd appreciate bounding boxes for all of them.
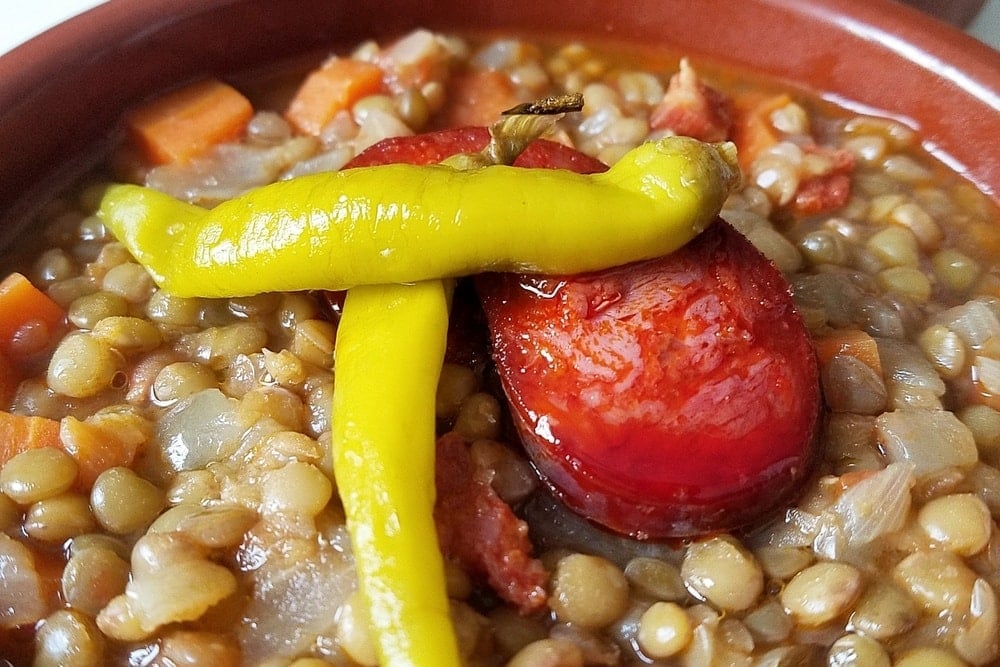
[0,0,997,253]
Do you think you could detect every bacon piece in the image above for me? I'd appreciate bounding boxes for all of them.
[434,431,548,613]
[650,58,732,142]
[792,147,856,216]
[374,29,453,93]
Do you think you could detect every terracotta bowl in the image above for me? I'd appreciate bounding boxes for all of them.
[0,0,998,252]
[0,2,996,661]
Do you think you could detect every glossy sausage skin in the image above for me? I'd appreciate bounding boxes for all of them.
[477,220,821,538]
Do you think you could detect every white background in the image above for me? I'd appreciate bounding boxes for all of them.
[1,0,107,55]
[1,0,998,56]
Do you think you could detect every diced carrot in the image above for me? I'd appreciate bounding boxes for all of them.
[0,412,63,466]
[59,416,146,490]
[438,69,521,129]
[730,92,792,172]
[814,329,883,377]
[126,78,254,164]
[0,272,66,364]
[0,409,145,491]
[285,57,385,136]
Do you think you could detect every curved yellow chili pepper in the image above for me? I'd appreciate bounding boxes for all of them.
[332,280,459,667]
[98,136,739,297]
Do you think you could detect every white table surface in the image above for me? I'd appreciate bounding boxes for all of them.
[2,0,107,55]
[2,0,998,57]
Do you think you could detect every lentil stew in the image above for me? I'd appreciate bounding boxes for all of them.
[1,27,1000,667]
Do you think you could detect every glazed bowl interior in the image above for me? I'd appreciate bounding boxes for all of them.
[0,0,998,256]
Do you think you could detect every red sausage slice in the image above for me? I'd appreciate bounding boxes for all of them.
[477,220,821,538]
[346,125,607,172]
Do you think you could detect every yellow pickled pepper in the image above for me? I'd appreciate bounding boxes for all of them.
[333,280,459,666]
[99,137,739,297]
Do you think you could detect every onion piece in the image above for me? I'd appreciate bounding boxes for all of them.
[935,299,1000,351]
[973,355,1000,397]
[156,388,247,472]
[0,534,47,629]
[238,523,356,660]
[766,508,821,550]
[876,338,947,396]
[812,462,914,560]
[876,409,978,479]
[146,136,319,206]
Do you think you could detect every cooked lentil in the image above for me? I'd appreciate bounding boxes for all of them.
[32,609,105,667]
[635,601,692,659]
[60,544,131,617]
[90,466,166,534]
[680,536,764,612]
[23,492,97,543]
[1,27,999,667]
[0,447,78,504]
[779,561,863,626]
[827,632,892,667]
[549,554,630,628]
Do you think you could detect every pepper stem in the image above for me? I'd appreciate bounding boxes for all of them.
[485,93,584,165]
[441,93,585,169]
